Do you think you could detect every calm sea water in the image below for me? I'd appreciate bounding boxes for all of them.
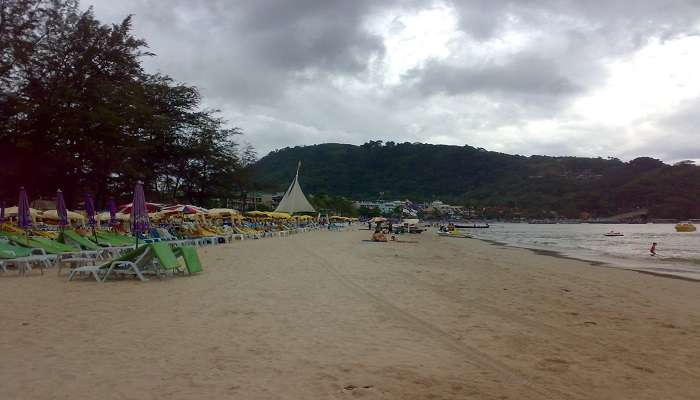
[464,223,700,280]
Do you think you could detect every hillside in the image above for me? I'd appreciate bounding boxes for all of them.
[253,141,700,219]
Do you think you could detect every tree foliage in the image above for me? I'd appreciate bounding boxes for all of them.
[254,142,700,219]
[0,0,250,207]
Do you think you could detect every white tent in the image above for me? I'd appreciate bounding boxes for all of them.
[274,161,316,214]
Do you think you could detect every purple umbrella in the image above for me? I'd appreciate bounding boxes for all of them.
[56,189,68,227]
[85,193,96,227]
[108,197,118,226]
[131,181,150,246]
[18,186,32,229]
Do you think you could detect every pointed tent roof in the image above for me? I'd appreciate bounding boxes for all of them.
[274,161,316,214]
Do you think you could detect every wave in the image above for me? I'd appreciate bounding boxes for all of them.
[659,257,700,267]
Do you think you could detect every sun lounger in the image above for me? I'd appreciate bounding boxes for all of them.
[173,246,203,274]
[68,242,183,282]
[68,245,150,282]
[59,229,101,251]
[0,241,33,259]
[0,244,55,275]
[2,233,79,255]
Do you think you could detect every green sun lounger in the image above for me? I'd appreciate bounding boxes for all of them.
[68,243,182,282]
[59,230,101,251]
[173,246,203,274]
[91,231,135,247]
[0,242,33,259]
[68,245,149,282]
[149,242,180,271]
[3,233,80,254]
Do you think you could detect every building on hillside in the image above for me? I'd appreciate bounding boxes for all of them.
[353,200,404,214]
[430,200,465,216]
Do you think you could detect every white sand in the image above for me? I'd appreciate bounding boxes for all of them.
[1,228,699,399]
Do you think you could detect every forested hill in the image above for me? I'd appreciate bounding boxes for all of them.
[253,141,700,219]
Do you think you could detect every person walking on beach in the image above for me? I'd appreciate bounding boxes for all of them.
[650,242,657,256]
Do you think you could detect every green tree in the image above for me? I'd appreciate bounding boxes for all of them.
[0,0,253,208]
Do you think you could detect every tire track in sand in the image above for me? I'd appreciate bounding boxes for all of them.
[302,246,564,400]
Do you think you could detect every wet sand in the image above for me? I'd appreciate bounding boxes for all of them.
[1,228,699,399]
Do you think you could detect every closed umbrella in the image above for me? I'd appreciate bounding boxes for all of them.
[85,194,96,227]
[18,187,32,229]
[130,182,150,247]
[108,197,118,226]
[56,189,68,228]
[85,193,97,241]
[0,201,4,225]
[18,187,31,245]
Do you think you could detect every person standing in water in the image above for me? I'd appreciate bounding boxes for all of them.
[650,242,657,256]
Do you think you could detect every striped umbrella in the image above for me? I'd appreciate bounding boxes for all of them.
[18,186,32,229]
[56,189,68,227]
[108,197,118,226]
[130,182,150,246]
[85,193,96,227]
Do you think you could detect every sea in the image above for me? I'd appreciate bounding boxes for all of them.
[464,223,700,281]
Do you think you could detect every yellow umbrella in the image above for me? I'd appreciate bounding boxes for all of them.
[41,209,86,222]
[5,206,42,218]
[267,212,291,219]
[96,211,130,222]
[207,208,241,217]
[246,210,268,217]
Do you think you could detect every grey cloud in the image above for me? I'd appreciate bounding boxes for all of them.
[449,0,700,46]
[404,54,580,97]
[624,97,700,161]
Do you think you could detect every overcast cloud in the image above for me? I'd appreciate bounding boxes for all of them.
[87,0,700,162]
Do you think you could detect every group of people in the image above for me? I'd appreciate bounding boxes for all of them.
[370,222,397,242]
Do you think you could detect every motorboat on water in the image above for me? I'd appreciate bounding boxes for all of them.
[675,222,697,232]
[454,222,490,229]
[437,230,471,238]
[604,231,624,237]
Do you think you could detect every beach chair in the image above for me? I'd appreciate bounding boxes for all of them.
[2,233,80,255]
[68,245,150,282]
[147,242,181,276]
[59,230,101,251]
[0,243,54,275]
[68,243,181,282]
[92,231,135,247]
[173,246,203,275]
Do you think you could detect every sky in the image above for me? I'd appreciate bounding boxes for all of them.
[86,0,700,162]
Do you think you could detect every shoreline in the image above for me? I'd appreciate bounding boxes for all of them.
[474,235,700,282]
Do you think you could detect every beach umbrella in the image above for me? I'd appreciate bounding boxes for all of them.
[18,187,32,229]
[108,197,118,226]
[18,187,32,245]
[56,189,68,228]
[160,204,208,215]
[97,211,129,222]
[118,202,162,214]
[130,181,150,246]
[84,194,97,227]
[85,193,98,242]
[42,210,86,222]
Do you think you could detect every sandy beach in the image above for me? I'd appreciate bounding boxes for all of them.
[2,228,699,399]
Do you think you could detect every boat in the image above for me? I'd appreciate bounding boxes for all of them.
[675,222,697,232]
[437,230,471,238]
[604,231,624,237]
[454,222,490,229]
